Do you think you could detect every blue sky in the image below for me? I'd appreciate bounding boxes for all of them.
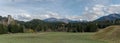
[0,0,120,21]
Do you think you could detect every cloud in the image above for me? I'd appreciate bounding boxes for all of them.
[1,0,120,21]
[80,4,106,21]
[66,16,82,21]
[0,7,32,21]
[36,11,62,19]
[1,4,120,21]
[14,13,32,21]
[106,5,120,14]
[81,4,120,21]
[0,6,62,21]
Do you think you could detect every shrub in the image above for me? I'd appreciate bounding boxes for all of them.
[24,29,35,33]
[0,24,8,34]
[8,24,24,33]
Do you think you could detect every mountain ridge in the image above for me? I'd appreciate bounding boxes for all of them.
[95,13,120,21]
[43,17,82,23]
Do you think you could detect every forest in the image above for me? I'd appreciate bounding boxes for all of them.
[0,15,120,34]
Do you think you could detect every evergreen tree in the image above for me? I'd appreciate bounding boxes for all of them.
[0,24,8,34]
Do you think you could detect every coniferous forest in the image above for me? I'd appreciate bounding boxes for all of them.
[0,15,120,34]
[21,19,120,32]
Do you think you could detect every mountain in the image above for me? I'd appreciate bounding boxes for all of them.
[96,13,120,21]
[44,18,75,23]
[43,17,88,23]
[58,18,72,23]
[43,18,58,22]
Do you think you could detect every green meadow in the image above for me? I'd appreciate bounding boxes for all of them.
[0,32,107,43]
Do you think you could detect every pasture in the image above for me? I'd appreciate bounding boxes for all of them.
[0,32,107,43]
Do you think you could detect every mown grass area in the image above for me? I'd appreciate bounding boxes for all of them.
[0,32,107,43]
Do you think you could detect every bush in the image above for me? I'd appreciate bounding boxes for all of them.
[24,29,35,33]
[0,24,8,34]
[8,24,24,33]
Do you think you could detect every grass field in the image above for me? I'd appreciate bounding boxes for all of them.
[0,32,108,43]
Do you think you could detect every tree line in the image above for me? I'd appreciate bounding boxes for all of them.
[0,18,120,34]
[19,19,120,33]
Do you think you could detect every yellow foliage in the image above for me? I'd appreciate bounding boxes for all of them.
[24,29,35,33]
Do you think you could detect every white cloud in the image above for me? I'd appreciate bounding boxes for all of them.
[0,7,32,21]
[1,0,120,21]
[92,5,105,15]
[1,4,120,21]
[85,7,89,11]
[14,13,32,21]
[80,4,120,21]
[80,4,106,21]
[106,5,120,14]
[37,11,62,19]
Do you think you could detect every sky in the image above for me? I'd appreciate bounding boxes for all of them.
[0,0,120,21]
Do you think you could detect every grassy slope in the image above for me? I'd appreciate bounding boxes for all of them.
[94,25,120,43]
[0,32,107,43]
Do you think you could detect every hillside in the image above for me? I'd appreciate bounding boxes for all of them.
[94,25,120,43]
[96,13,120,21]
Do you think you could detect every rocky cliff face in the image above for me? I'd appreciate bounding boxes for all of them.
[0,15,16,26]
[7,15,15,25]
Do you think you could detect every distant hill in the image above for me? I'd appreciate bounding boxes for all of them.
[43,18,73,23]
[44,13,120,23]
[96,13,120,21]
[43,18,58,22]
